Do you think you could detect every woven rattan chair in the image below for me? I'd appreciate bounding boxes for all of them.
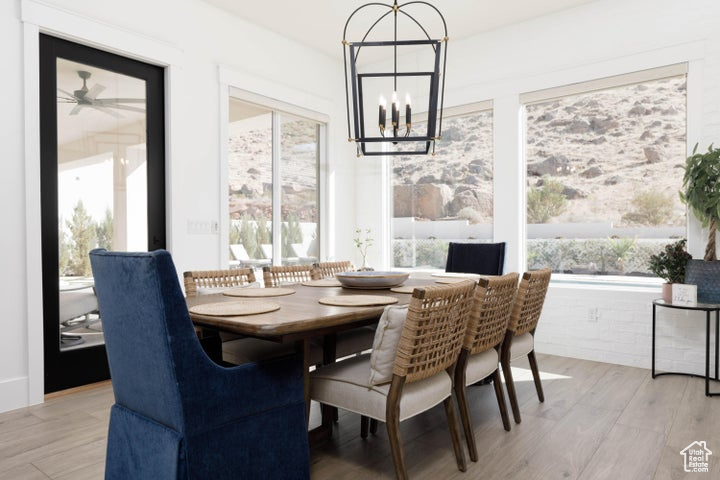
[311,260,354,279]
[183,268,303,366]
[183,268,257,297]
[501,269,552,424]
[455,272,519,461]
[310,280,476,480]
[263,264,314,287]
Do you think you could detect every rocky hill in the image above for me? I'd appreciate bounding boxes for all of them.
[229,75,686,231]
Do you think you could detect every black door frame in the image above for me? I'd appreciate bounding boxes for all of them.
[40,34,166,393]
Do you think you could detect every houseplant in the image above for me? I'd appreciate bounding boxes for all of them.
[680,143,720,260]
[353,228,374,270]
[648,239,692,302]
[680,143,720,302]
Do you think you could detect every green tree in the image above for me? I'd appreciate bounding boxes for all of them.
[238,214,258,258]
[606,236,636,273]
[66,200,97,276]
[622,191,673,226]
[58,218,70,276]
[527,177,567,223]
[282,214,303,257]
[95,208,114,250]
[255,212,271,256]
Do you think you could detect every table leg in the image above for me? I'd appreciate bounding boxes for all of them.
[715,310,720,380]
[322,334,339,428]
[652,303,657,378]
[706,311,711,397]
[295,339,311,426]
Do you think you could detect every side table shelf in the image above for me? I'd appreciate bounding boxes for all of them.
[652,299,720,397]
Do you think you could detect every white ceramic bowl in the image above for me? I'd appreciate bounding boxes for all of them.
[335,271,409,289]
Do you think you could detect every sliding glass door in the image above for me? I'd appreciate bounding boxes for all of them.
[227,98,321,269]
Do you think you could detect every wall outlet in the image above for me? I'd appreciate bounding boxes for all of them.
[588,307,599,322]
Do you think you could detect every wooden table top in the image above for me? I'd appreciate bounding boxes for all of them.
[187,277,436,342]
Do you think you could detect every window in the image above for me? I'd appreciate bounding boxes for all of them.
[227,98,321,268]
[523,66,687,276]
[392,107,494,269]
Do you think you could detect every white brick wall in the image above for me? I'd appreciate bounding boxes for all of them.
[536,284,718,376]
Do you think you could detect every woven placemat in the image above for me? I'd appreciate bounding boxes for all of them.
[319,295,399,307]
[189,300,280,316]
[302,279,342,287]
[223,287,295,297]
[390,284,430,294]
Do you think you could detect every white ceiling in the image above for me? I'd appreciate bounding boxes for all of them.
[202,0,599,59]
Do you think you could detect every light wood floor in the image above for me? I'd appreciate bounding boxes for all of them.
[1,354,718,479]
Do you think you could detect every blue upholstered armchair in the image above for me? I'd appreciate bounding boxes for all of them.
[89,249,310,480]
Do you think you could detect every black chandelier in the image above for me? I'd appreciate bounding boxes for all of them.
[343,0,448,156]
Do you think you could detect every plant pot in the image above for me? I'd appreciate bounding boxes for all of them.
[661,283,672,303]
[684,259,720,303]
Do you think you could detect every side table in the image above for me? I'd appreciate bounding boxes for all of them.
[652,299,720,397]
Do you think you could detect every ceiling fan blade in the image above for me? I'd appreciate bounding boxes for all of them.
[89,105,123,118]
[58,97,77,103]
[70,104,86,115]
[85,84,105,101]
[57,88,78,100]
[94,98,146,104]
[99,104,146,114]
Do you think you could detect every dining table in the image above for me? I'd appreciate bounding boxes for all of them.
[186,273,472,441]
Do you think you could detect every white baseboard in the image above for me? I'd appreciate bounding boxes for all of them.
[0,377,31,414]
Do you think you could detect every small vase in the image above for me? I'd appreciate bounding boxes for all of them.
[357,257,373,271]
[661,283,672,303]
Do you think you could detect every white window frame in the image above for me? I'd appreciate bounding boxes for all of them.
[220,76,329,267]
[520,63,690,281]
[389,101,495,272]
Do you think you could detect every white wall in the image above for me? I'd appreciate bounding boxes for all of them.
[383,0,720,372]
[1,0,356,413]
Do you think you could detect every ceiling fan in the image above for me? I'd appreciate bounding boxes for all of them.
[57,70,145,118]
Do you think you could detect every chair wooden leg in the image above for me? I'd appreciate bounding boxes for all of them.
[320,404,334,439]
[370,418,378,434]
[501,358,522,424]
[453,361,477,462]
[443,396,467,472]
[528,350,545,402]
[491,369,511,432]
[361,415,369,439]
[386,408,407,480]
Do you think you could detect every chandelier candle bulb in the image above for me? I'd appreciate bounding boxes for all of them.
[378,96,387,129]
[405,93,411,127]
[391,91,399,126]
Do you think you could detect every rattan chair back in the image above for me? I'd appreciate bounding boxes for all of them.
[311,260,354,280]
[463,272,519,355]
[263,265,314,287]
[507,269,551,336]
[393,280,476,384]
[183,268,256,297]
